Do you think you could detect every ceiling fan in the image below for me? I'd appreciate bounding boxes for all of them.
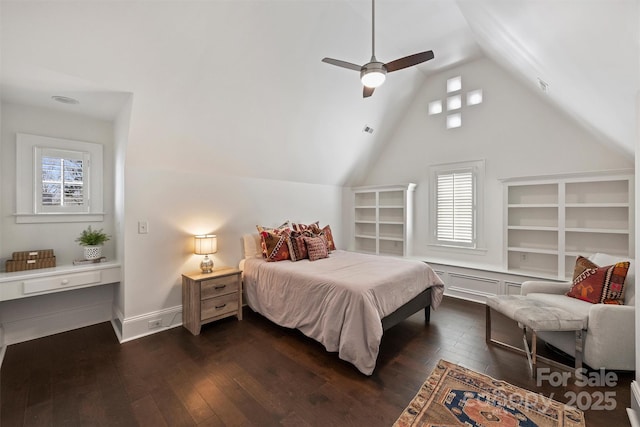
[322,0,434,98]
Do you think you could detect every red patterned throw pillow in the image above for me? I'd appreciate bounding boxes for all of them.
[292,221,321,234]
[256,223,291,262]
[572,255,598,280]
[566,258,630,304]
[287,231,309,262]
[304,236,328,261]
[322,225,336,252]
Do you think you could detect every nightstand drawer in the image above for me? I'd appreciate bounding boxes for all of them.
[201,275,238,299]
[201,293,238,320]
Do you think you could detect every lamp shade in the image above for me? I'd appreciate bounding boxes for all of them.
[194,234,217,255]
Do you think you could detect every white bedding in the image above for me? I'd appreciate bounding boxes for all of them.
[242,250,444,375]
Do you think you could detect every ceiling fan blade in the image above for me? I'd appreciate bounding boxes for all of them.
[385,50,434,73]
[363,86,375,98]
[322,57,362,71]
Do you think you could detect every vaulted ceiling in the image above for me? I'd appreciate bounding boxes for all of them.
[1,1,637,186]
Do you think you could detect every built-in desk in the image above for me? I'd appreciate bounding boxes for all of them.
[0,262,121,366]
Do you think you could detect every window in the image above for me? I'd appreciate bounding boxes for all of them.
[37,148,89,212]
[429,160,485,250]
[16,134,103,223]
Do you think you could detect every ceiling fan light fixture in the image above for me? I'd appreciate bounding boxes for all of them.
[321,0,433,97]
[361,64,387,88]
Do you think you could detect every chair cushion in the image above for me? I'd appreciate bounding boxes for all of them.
[486,295,587,331]
[525,293,591,327]
[513,306,587,331]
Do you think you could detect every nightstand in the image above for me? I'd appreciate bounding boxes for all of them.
[181,267,242,335]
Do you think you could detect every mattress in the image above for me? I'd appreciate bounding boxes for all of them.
[242,250,444,375]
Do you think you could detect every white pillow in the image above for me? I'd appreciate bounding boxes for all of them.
[243,233,262,259]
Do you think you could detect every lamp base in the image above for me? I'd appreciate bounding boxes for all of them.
[200,255,214,273]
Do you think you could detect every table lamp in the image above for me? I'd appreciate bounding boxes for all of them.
[194,234,217,273]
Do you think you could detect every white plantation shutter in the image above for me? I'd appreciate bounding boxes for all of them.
[430,160,484,250]
[36,147,90,213]
[41,156,84,207]
[436,171,474,244]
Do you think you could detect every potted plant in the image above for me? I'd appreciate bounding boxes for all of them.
[76,226,110,260]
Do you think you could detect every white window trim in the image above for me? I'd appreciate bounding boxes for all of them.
[15,133,104,223]
[428,160,486,251]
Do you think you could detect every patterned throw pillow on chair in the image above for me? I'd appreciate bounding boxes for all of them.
[566,256,630,304]
[571,255,598,280]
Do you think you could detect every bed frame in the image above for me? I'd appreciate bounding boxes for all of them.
[381,287,432,331]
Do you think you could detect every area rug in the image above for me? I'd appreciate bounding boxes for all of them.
[394,359,585,427]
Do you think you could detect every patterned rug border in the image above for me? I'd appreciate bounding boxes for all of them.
[393,359,585,427]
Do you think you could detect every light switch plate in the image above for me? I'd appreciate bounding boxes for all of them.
[138,221,148,234]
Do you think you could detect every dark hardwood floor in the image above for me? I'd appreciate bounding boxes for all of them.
[1,297,633,426]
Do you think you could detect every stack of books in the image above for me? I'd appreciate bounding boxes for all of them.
[73,257,107,265]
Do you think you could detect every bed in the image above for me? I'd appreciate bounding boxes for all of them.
[240,234,445,375]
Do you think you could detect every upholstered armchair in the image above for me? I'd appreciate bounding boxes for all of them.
[521,253,635,371]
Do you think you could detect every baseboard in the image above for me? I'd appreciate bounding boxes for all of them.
[0,343,6,370]
[629,381,640,426]
[110,306,124,342]
[1,300,112,346]
[629,408,640,427]
[0,323,4,369]
[0,323,5,369]
[120,305,182,343]
[445,283,499,303]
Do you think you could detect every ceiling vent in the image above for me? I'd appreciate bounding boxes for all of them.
[51,95,79,105]
[537,78,549,94]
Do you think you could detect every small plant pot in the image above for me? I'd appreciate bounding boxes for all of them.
[84,245,102,260]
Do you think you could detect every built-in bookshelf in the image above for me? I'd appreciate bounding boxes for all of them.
[503,171,633,279]
[353,183,416,257]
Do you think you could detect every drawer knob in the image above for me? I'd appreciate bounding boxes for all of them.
[215,303,227,310]
[61,279,69,285]
[214,285,226,290]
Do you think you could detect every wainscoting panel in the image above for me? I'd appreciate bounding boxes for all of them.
[447,273,500,300]
[427,261,564,303]
[1,300,112,346]
[504,281,523,295]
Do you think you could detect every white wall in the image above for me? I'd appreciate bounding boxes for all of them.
[0,103,116,265]
[112,95,133,334]
[357,57,634,268]
[0,102,117,344]
[0,100,344,345]
[119,160,343,340]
